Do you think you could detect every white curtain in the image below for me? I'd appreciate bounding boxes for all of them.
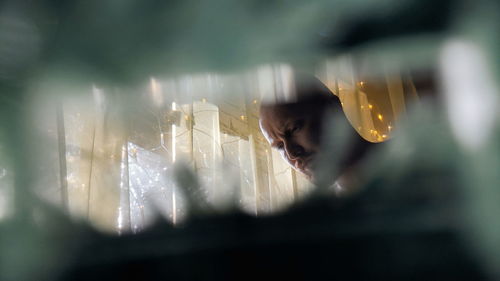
[29,66,313,233]
[23,61,413,233]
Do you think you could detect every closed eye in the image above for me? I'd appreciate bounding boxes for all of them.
[291,119,304,133]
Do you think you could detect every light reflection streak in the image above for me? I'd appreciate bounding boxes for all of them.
[171,101,177,225]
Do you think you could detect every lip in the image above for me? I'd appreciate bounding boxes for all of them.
[301,166,314,181]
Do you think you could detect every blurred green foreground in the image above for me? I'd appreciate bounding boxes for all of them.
[1,0,500,280]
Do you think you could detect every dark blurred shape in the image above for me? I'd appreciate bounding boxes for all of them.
[320,0,454,49]
[59,165,483,281]
[1,0,499,281]
[259,74,377,190]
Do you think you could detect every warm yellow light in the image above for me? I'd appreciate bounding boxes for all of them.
[253,99,258,104]
[240,115,246,120]
[382,134,387,138]
[360,105,364,109]
[388,125,392,131]
[368,104,373,109]
[378,114,383,121]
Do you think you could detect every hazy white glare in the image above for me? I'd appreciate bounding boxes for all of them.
[0,166,13,220]
[440,40,499,151]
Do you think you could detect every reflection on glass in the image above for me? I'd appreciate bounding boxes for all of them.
[28,68,317,233]
[25,60,422,233]
[318,56,419,142]
[0,162,13,221]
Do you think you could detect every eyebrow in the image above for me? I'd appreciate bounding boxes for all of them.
[271,140,283,148]
[271,123,287,139]
[268,122,293,149]
[260,113,294,147]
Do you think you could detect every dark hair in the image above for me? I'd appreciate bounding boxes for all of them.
[261,72,343,112]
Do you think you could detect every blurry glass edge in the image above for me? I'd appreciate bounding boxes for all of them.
[25,65,316,232]
[23,52,436,233]
[440,38,500,279]
[0,141,13,221]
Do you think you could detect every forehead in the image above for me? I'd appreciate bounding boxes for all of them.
[259,102,317,143]
[260,97,328,122]
[260,105,293,128]
[261,101,317,122]
[259,105,290,143]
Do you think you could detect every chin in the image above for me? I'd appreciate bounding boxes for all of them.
[299,168,314,181]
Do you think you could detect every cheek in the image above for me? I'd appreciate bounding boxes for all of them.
[298,124,321,151]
